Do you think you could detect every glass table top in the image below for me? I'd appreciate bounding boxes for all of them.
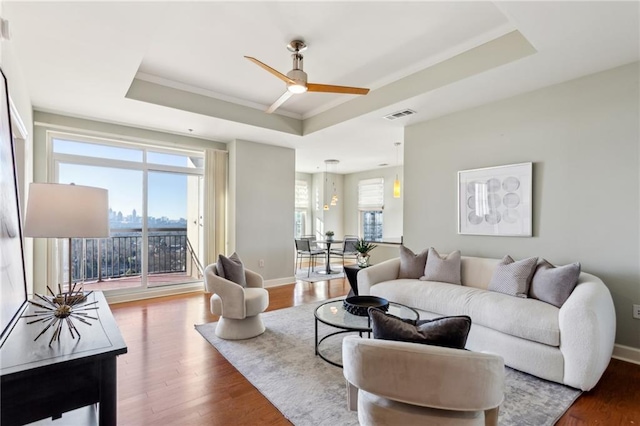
[315,299,419,331]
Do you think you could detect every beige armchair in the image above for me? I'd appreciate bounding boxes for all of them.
[204,264,269,340]
[342,336,504,426]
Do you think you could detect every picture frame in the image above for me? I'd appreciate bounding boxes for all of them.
[0,67,28,346]
[458,162,532,237]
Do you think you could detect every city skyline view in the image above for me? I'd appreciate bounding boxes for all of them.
[108,207,187,229]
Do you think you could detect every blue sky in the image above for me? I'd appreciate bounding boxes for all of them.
[55,140,191,220]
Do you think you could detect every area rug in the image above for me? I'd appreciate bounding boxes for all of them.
[295,267,344,282]
[195,301,581,426]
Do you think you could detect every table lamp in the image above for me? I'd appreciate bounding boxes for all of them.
[24,183,109,303]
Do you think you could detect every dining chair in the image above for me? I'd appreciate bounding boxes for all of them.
[302,234,323,251]
[330,236,359,267]
[295,238,325,277]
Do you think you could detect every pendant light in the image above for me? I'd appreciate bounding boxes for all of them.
[323,166,329,210]
[324,159,339,210]
[393,142,401,198]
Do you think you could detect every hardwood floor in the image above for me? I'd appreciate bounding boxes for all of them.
[110,279,640,425]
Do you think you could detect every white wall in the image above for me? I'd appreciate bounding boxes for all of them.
[229,139,295,281]
[404,62,639,349]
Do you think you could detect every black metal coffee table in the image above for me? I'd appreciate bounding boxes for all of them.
[314,299,419,367]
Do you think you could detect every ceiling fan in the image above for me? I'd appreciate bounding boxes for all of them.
[245,40,370,114]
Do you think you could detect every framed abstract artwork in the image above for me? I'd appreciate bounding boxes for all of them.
[458,162,532,237]
[0,68,28,346]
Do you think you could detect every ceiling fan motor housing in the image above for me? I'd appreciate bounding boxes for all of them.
[287,68,307,85]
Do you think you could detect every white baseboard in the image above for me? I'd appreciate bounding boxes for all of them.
[612,343,640,365]
[105,282,203,304]
[105,277,296,304]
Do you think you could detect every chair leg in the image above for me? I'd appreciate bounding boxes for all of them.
[484,407,499,426]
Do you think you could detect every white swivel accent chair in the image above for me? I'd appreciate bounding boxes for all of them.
[204,264,269,340]
[342,336,505,426]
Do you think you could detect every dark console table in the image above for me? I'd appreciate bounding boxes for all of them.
[0,291,127,426]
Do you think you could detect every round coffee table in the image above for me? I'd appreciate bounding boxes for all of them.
[314,299,419,367]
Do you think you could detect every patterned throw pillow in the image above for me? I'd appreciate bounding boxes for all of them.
[420,247,462,285]
[488,255,538,298]
[368,307,472,349]
[216,252,247,287]
[529,260,581,307]
[398,245,429,279]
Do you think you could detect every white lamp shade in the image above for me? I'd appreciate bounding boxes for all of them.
[24,183,110,238]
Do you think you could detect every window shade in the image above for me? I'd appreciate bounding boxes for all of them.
[295,180,309,209]
[358,178,384,210]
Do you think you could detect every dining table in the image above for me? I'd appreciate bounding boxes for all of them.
[315,239,343,275]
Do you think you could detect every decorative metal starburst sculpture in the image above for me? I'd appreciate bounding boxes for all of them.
[21,284,99,346]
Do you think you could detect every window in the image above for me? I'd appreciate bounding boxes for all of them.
[50,133,205,293]
[358,178,384,240]
[362,211,383,241]
[294,179,309,238]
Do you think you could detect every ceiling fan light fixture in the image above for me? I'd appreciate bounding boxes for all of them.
[287,83,308,94]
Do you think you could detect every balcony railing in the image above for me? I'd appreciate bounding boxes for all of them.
[71,228,201,283]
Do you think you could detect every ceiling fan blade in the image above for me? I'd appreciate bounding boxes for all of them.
[306,83,370,95]
[266,91,294,114]
[245,56,295,84]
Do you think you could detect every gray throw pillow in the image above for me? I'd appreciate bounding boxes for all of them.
[488,255,538,298]
[529,260,581,308]
[420,247,461,285]
[369,308,472,349]
[398,245,429,279]
[217,252,246,287]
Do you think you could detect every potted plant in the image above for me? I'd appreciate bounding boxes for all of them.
[325,230,335,241]
[354,239,377,267]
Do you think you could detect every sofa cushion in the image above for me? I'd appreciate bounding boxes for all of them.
[217,252,247,287]
[529,260,581,308]
[370,279,560,346]
[488,255,538,298]
[368,307,471,349]
[398,245,428,279]
[421,248,461,285]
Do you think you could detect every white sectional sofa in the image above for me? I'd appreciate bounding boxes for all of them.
[358,255,616,391]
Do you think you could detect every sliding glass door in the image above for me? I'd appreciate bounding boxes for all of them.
[147,170,203,288]
[51,134,204,293]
